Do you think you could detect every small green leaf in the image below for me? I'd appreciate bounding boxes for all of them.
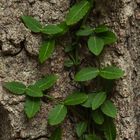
[76,122,87,137]
[66,0,90,25]
[76,27,93,36]
[94,25,109,33]
[3,82,26,95]
[48,104,67,125]
[85,134,101,140]
[64,92,88,105]
[64,59,74,67]
[101,100,117,118]
[92,110,104,125]
[26,85,43,97]
[98,31,117,45]
[50,127,62,140]
[34,75,58,90]
[21,16,42,32]
[41,24,63,35]
[82,93,96,108]
[92,92,106,110]
[74,67,99,81]
[99,66,124,79]
[103,118,116,140]
[88,36,104,56]
[24,96,41,118]
[39,40,55,63]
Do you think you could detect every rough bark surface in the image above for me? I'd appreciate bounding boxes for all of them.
[0,0,139,140]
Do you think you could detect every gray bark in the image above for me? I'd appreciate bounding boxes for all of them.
[0,0,139,140]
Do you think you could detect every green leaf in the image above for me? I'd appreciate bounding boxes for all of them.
[88,36,104,56]
[76,27,93,36]
[103,118,116,140]
[85,134,101,140]
[92,92,106,110]
[99,66,124,80]
[3,82,26,95]
[64,92,88,105]
[98,31,117,45]
[34,75,58,90]
[50,127,62,140]
[64,59,74,67]
[24,96,41,118]
[39,40,55,63]
[74,67,99,81]
[82,93,96,108]
[101,100,117,118]
[94,25,109,33]
[41,24,63,35]
[26,85,43,97]
[76,122,87,137]
[92,110,104,125]
[21,16,42,33]
[66,0,90,25]
[48,104,67,125]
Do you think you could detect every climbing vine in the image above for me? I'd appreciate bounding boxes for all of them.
[3,0,124,140]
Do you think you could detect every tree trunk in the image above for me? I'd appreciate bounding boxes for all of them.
[0,0,139,140]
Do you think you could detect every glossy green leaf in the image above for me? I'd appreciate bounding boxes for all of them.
[3,82,26,95]
[64,92,88,105]
[50,127,62,140]
[101,100,117,118]
[82,93,96,108]
[98,31,117,45]
[76,27,93,36]
[26,85,43,97]
[88,36,104,56]
[99,66,124,79]
[34,75,58,90]
[48,104,67,125]
[74,67,99,81]
[103,118,116,140]
[24,97,41,118]
[92,92,106,110]
[39,40,55,63]
[92,110,104,125]
[94,25,109,33]
[21,16,42,32]
[41,24,63,35]
[66,0,90,25]
[76,122,87,137]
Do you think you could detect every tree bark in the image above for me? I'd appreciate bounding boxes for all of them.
[0,0,139,140]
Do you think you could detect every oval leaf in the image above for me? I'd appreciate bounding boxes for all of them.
[88,36,104,56]
[64,92,88,105]
[101,100,117,118]
[39,40,55,63]
[66,0,90,25]
[92,92,106,110]
[98,31,117,45]
[74,67,99,81]
[48,104,67,125]
[21,16,42,32]
[76,122,87,137]
[50,127,62,140]
[24,97,41,119]
[94,25,109,33]
[3,82,26,95]
[26,85,43,97]
[92,110,104,125]
[41,24,63,35]
[76,27,93,36]
[34,74,58,90]
[99,66,124,79]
